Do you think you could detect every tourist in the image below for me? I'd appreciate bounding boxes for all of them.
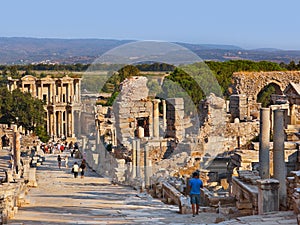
[79,159,86,178]
[57,155,62,169]
[189,171,203,217]
[65,156,69,168]
[70,149,74,158]
[57,143,61,153]
[72,162,79,178]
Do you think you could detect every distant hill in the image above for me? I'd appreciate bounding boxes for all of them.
[0,37,300,64]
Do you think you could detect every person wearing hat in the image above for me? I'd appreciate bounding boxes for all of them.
[189,171,203,217]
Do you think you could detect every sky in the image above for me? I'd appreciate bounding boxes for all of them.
[1,0,300,50]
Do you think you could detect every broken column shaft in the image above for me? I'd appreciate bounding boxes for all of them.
[259,108,270,179]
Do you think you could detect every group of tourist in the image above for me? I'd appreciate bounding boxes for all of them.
[71,159,86,178]
[56,155,68,169]
[40,140,79,156]
[57,154,86,179]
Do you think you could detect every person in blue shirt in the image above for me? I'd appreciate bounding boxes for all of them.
[189,171,203,217]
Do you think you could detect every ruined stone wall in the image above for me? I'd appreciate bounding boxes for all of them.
[166,98,185,141]
[113,77,152,148]
[286,171,300,213]
[196,94,259,164]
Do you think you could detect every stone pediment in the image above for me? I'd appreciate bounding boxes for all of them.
[284,82,300,96]
[21,75,37,81]
[60,75,74,82]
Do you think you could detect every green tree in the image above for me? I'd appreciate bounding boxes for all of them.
[0,88,48,141]
[102,65,140,106]
[147,79,162,97]
[257,85,276,107]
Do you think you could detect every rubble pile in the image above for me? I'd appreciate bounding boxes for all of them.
[286,171,300,213]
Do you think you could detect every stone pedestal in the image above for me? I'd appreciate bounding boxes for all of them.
[257,179,279,214]
[273,109,287,207]
[259,108,270,179]
[28,168,37,187]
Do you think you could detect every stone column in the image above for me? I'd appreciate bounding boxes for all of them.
[60,82,63,103]
[273,109,287,207]
[53,111,57,138]
[144,144,150,187]
[153,99,161,138]
[257,179,279,214]
[46,111,50,134]
[77,111,82,137]
[60,110,63,137]
[57,111,61,137]
[162,100,167,132]
[12,125,21,178]
[132,140,137,179]
[136,139,141,178]
[259,108,270,179]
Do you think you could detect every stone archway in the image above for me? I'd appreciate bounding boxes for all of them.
[257,82,283,107]
[231,71,300,102]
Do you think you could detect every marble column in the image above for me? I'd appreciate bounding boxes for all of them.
[46,111,50,134]
[136,139,141,178]
[132,140,137,179]
[273,109,287,207]
[67,110,74,137]
[77,111,82,137]
[259,108,270,179]
[144,144,150,187]
[52,112,56,138]
[152,99,161,138]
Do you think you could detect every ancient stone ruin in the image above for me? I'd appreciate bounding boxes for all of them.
[80,71,300,223]
[0,124,39,223]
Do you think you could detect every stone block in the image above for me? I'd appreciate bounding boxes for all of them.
[236,201,253,209]
[166,98,184,105]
